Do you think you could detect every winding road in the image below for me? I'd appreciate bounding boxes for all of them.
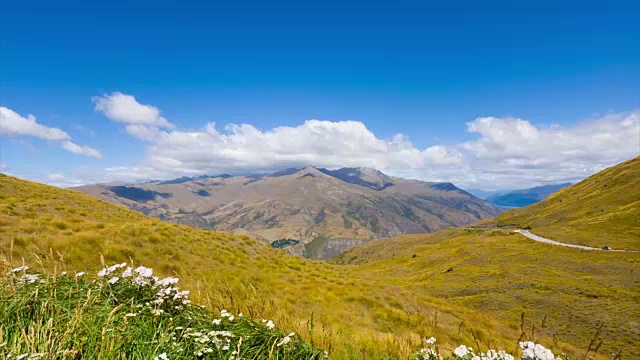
[513,229,638,253]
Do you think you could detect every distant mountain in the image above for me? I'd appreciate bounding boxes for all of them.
[465,188,512,199]
[74,167,501,259]
[485,183,572,207]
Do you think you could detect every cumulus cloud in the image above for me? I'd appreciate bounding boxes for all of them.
[47,173,65,180]
[124,124,162,141]
[458,111,639,187]
[0,107,70,140]
[138,120,464,177]
[88,93,639,189]
[93,92,174,129]
[61,141,103,159]
[0,106,103,158]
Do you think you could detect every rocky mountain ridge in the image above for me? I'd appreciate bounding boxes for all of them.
[75,166,502,258]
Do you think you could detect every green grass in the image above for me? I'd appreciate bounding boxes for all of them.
[481,156,640,250]
[2,172,638,359]
[0,265,323,359]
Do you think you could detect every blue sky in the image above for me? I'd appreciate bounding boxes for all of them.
[1,0,639,189]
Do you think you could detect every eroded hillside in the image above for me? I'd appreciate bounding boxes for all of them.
[75,167,501,258]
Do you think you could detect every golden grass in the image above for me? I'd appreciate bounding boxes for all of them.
[2,173,637,358]
[482,156,640,250]
[334,229,640,358]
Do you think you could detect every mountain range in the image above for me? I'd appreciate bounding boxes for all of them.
[484,182,572,207]
[74,167,501,258]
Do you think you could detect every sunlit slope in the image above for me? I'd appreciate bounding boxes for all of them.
[483,156,640,249]
[334,229,640,358]
[1,174,523,359]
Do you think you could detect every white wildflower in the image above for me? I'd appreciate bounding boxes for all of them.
[277,333,295,347]
[212,319,221,325]
[132,266,154,286]
[520,342,556,360]
[97,268,108,277]
[122,267,132,278]
[10,266,29,273]
[151,309,164,316]
[415,347,440,360]
[19,274,40,283]
[264,319,275,329]
[156,277,179,287]
[75,272,85,277]
[60,271,67,276]
[154,353,168,360]
[453,345,471,357]
[108,276,119,284]
[425,336,436,345]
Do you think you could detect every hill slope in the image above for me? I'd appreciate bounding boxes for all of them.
[0,173,525,359]
[481,156,640,249]
[485,183,572,208]
[3,173,632,358]
[334,229,640,358]
[75,167,501,258]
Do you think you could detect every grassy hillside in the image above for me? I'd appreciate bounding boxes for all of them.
[0,173,521,359]
[481,156,640,250]
[334,229,640,358]
[2,173,637,358]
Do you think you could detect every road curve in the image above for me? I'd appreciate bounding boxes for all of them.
[513,230,638,253]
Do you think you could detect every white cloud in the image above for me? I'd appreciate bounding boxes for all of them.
[0,106,103,159]
[61,141,103,159]
[88,92,639,189]
[47,173,65,180]
[458,111,640,188]
[139,119,463,176]
[424,145,464,165]
[0,107,70,140]
[93,92,174,129]
[125,124,161,140]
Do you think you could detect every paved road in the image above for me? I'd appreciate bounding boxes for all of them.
[513,229,638,252]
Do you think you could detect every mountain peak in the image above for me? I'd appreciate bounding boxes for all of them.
[318,167,393,190]
[268,168,304,177]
